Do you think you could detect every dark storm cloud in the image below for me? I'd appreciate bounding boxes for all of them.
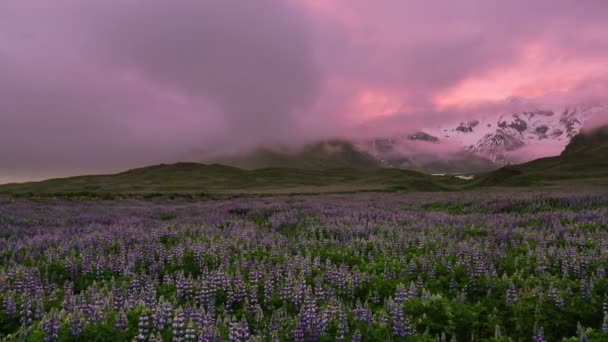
[0,0,321,181]
[98,0,321,141]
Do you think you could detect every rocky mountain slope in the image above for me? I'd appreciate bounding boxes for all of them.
[439,104,606,164]
[475,124,608,187]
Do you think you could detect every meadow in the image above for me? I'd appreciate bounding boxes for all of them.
[0,191,607,341]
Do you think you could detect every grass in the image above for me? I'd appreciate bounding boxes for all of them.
[0,163,471,198]
[472,151,608,188]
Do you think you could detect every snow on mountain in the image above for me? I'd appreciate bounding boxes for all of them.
[433,104,606,165]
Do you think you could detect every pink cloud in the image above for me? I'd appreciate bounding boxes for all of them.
[1,0,608,181]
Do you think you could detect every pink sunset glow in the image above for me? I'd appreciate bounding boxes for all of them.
[1,0,607,182]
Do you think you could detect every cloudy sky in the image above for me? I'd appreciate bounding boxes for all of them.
[1,0,608,183]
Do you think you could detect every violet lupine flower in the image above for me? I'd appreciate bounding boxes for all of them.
[533,327,545,342]
[269,328,280,342]
[506,283,517,305]
[336,311,349,341]
[369,288,381,305]
[292,324,305,342]
[299,290,317,329]
[228,318,250,342]
[603,313,608,334]
[408,281,419,298]
[184,321,197,341]
[116,309,128,330]
[172,307,186,342]
[353,301,373,324]
[392,308,414,337]
[135,311,151,342]
[20,295,34,327]
[352,329,362,342]
[308,327,320,342]
[3,293,16,317]
[198,325,219,342]
[42,311,61,342]
[263,276,274,302]
[449,278,458,293]
[153,300,170,331]
[394,283,408,304]
[70,310,85,337]
[149,332,164,342]
[189,307,203,329]
[314,309,331,335]
[580,279,592,301]
[144,281,157,308]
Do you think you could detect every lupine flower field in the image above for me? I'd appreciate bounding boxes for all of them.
[1,191,608,341]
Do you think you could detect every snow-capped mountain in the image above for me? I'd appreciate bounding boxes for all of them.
[435,104,606,165]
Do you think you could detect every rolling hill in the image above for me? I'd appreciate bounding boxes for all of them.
[0,162,464,197]
[2,126,606,197]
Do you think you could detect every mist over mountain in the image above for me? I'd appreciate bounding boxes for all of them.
[201,103,605,174]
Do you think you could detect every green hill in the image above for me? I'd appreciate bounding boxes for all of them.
[3,127,606,197]
[474,125,608,187]
[0,162,463,198]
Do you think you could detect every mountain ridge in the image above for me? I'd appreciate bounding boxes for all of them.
[0,162,461,196]
[474,124,608,187]
[441,104,606,164]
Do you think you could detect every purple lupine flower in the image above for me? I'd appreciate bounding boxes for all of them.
[116,309,128,330]
[353,301,373,324]
[394,283,408,304]
[548,286,565,310]
[3,293,16,317]
[352,329,362,342]
[580,279,592,301]
[135,311,151,342]
[184,321,197,342]
[292,324,305,342]
[506,282,517,305]
[449,278,457,293]
[172,307,186,342]
[533,327,545,342]
[70,310,85,337]
[336,311,349,341]
[20,295,34,327]
[150,332,164,342]
[392,308,414,337]
[228,318,250,342]
[198,325,219,342]
[152,298,173,332]
[42,311,61,342]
